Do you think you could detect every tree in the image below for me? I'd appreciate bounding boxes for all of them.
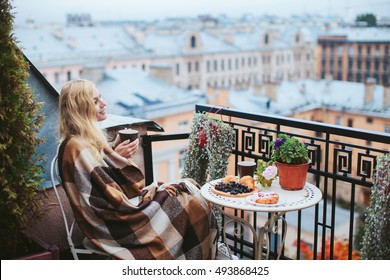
[355,13,377,27]
[0,0,45,259]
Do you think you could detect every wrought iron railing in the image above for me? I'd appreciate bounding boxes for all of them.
[142,104,390,260]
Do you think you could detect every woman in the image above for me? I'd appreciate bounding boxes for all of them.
[58,79,218,260]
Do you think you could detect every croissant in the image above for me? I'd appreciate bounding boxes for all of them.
[221,175,239,183]
[239,175,255,190]
[256,192,279,204]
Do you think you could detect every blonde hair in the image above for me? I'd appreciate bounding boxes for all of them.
[59,79,107,160]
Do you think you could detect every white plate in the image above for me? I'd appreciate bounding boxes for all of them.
[245,194,286,206]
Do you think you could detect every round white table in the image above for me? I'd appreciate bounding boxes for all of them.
[201,178,322,260]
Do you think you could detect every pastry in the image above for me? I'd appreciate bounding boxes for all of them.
[239,175,255,190]
[255,192,279,204]
[211,175,259,197]
[221,175,239,183]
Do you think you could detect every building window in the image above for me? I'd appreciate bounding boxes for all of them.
[221,60,224,71]
[179,150,186,170]
[264,34,269,45]
[195,61,199,72]
[67,71,71,81]
[348,119,353,127]
[348,58,353,70]
[367,117,373,123]
[207,61,210,72]
[190,36,196,48]
[375,44,380,56]
[348,45,354,56]
[228,59,232,70]
[214,60,218,71]
[176,63,180,75]
[54,72,59,83]
[335,116,341,125]
[188,62,191,73]
[295,34,300,43]
[142,64,145,70]
[385,125,390,134]
[337,45,343,56]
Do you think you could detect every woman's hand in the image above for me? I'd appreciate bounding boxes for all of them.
[114,137,139,158]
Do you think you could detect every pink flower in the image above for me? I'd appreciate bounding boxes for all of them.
[262,166,278,180]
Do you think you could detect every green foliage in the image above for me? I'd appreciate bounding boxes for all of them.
[0,0,45,259]
[270,133,309,165]
[361,153,390,260]
[181,111,235,230]
[255,159,277,187]
[181,112,235,185]
[355,13,377,27]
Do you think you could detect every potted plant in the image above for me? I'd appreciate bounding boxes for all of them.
[360,153,390,259]
[181,111,235,186]
[270,133,310,190]
[255,159,278,188]
[181,111,235,229]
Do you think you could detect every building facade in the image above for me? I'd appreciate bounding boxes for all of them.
[317,28,390,86]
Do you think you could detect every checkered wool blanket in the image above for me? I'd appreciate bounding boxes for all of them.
[58,137,218,260]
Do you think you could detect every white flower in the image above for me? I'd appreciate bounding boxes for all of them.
[262,166,278,180]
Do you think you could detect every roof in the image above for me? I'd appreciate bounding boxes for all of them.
[319,27,390,42]
[97,68,207,119]
[14,21,325,63]
[15,24,142,65]
[229,79,390,118]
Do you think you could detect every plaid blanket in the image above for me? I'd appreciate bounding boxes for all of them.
[58,137,218,260]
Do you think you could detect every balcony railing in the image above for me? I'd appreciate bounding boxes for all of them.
[142,104,390,260]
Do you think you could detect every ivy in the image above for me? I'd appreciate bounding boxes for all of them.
[181,111,235,185]
[360,153,390,259]
[181,111,235,230]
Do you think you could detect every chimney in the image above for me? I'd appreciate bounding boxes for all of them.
[265,82,277,101]
[125,26,145,44]
[66,37,76,49]
[53,28,63,40]
[384,84,390,108]
[364,77,376,105]
[223,34,234,45]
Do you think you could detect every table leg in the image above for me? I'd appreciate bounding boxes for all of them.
[214,205,287,260]
[258,212,287,260]
[214,205,259,259]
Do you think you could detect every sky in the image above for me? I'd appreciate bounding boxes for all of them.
[11,0,390,25]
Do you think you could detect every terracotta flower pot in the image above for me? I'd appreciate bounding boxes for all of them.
[276,162,310,190]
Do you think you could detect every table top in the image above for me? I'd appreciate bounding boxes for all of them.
[201,178,322,213]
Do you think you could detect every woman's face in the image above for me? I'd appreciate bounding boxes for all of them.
[93,90,107,122]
